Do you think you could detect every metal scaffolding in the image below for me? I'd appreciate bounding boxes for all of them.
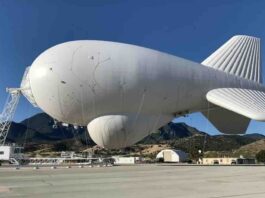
[0,88,21,146]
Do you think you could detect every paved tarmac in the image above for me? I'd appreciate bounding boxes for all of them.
[0,165,265,198]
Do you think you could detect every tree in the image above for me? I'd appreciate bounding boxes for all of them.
[256,150,265,163]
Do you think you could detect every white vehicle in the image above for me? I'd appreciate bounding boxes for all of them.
[20,35,265,149]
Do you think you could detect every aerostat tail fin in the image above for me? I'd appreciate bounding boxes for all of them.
[202,35,262,83]
[202,107,250,135]
[203,88,265,134]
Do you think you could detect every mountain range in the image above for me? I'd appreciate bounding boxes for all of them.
[6,113,265,158]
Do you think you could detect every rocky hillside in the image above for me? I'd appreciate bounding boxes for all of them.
[233,139,265,158]
[7,113,93,145]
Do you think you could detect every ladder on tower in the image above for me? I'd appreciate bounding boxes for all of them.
[0,88,21,146]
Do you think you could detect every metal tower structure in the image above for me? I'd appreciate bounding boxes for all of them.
[0,88,21,146]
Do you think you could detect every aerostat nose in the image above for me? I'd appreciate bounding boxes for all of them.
[20,66,38,107]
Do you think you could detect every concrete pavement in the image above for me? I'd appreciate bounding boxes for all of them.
[0,165,265,198]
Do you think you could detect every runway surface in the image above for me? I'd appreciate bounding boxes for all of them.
[0,165,265,198]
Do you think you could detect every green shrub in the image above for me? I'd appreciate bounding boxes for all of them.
[256,150,265,163]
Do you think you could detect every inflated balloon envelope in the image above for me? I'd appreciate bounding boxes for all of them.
[21,36,265,148]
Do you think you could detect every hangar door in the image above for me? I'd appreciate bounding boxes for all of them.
[163,151,172,162]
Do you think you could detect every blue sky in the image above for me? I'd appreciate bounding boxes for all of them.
[1,0,265,135]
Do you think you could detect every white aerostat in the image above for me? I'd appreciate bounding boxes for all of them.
[21,35,265,149]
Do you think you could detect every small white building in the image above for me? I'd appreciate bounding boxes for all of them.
[202,157,256,165]
[202,158,237,165]
[112,156,136,165]
[0,145,24,165]
[156,149,188,163]
[60,151,75,158]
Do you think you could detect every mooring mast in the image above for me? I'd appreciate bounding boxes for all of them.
[0,88,21,146]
